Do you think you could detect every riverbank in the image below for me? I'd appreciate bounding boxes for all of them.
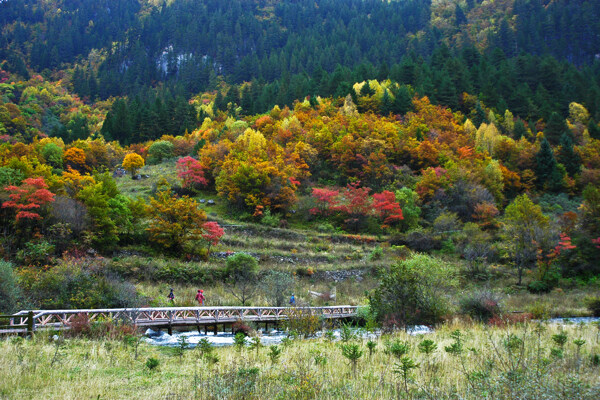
[1,320,599,399]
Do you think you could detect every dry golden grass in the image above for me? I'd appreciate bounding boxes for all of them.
[136,276,374,308]
[1,321,600,399]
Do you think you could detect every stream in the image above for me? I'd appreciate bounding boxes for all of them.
[144,325,433,347]
[144,317,600,348]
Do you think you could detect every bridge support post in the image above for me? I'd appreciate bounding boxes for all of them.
[204,325,208,335]
[213,324,218,336]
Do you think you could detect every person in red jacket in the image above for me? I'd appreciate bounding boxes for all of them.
[195,289,205,306]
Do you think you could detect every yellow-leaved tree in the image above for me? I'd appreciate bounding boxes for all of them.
[122,153,145,178]
[147,190,207,254]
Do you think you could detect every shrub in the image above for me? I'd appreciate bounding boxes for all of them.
[585,297,600,317]
[146,357,160,370]
[232,319,252,336]
[234,332,247,350]
[147,140,174,164]
[527,280,551,294]
[487,312,533,327]
[316,223,335,233]
[259,270,295,307]
[284,308,321,338]
[261,209,279,227]
[295,266,315,277]
[459,290,503,322]
[370,254,457,328]
[67,313,92,337]
[529,300,552,320]
[0,260,24,313]
[15,240,55,266]
[369,246,383,261]
[17,257,142,309]
[225,253,259,306]
[391,230,442,252]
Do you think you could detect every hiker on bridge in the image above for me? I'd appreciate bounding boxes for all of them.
[167,288,175,304]
[195,289,205,306]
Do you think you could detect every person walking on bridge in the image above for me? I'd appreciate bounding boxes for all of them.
[195,289,205,306]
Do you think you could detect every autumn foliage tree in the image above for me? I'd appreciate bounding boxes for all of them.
[147,190,208,254]
[2,177,55,221]
[310,183,403,232]
[310,188,340,215]
[63,147,87,171]
[210,128,308,213]
[122,153,145,178]
[202,221,224,256]
[176,156,207,190]
[501,194,550,285]
[372,190,404,228]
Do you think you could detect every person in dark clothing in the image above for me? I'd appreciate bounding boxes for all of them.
[289,293,295,305]
[167,288,175,304]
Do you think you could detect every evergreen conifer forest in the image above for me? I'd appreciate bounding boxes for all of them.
[1,0,600,398]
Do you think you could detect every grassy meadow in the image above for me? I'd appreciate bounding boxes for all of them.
[2,321,600,399]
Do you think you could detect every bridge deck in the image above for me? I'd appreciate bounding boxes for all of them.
[1,306,359,334]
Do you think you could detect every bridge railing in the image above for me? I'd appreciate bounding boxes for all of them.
[9,306,359,331]
[0,311,34,335]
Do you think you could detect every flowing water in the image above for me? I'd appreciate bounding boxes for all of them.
[144,325,434,347]
[144,317,600,348]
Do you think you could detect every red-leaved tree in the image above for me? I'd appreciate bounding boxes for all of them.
[202,221,224,255]
[331,183,372,232]
[2,177,55,221]
[176,156,208,190]
[372,190,404,228]
[310,188,340,215]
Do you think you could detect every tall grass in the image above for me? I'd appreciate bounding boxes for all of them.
[1,321,599,399]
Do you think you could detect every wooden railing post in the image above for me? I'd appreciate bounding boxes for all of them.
[167,311,173,335]
[26,311,34,337]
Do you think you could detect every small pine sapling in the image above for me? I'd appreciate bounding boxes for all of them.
[248,337,263,356]
[268,345,282,365]
[393,356,419,398]
[367,340,377,357]
[146,357,160,371]
[340,323,355,342]
[341,343,363,377]
[234,332,247,351]
[176,336,189,361]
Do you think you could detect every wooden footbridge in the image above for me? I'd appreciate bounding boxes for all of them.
[1,306,359,335]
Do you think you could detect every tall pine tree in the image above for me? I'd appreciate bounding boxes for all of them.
[558,132,581,176]
[535,138,563,191]
[544,112,568,145]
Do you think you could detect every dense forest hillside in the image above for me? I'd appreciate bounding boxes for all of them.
[0,0,600,324]
[1,0,599,115]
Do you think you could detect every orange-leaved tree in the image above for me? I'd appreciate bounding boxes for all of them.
[122,153,145,178]
[63,147,88,171]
